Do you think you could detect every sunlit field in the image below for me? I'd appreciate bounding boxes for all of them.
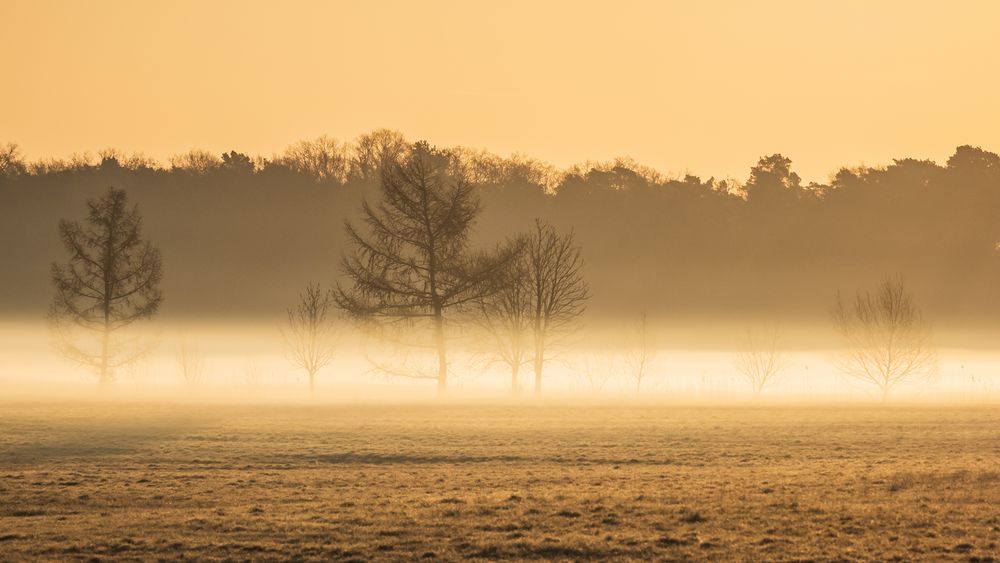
[1,402,998,561]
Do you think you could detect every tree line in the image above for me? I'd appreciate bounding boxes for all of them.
[2,132,998,324]
[46,140,939,400]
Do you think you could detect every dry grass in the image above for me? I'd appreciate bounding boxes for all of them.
[0,402,998,561]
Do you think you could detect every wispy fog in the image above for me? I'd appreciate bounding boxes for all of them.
[2,320,997,404]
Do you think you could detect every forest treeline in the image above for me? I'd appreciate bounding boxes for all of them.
[2,131,999,324]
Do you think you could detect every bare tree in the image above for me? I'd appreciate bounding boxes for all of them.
[97,148,158,171]
[283,283,338,396]
[832,276,937,401]
[475,221,588,395]
[335,142,516,391]
[0,142,26,177]
[527,220,589,395]
[733,325,785,397]
[175,339,205,388]
[576,351,619,393]
[243,358,262,392]
[168,149,221,174]
[351,129,409,182]
[475,239,531,392]
[50,187,163,386]
[279,136,351,183]
[624,312,655,393]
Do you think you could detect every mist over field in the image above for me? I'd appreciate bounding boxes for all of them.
[1,321,999,404]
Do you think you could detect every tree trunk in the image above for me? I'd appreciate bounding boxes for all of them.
[434,310,447,393]
[309,371,316,398]
[533,319,544,396]
[99,325,111,389]
[511,362,520,394]
[533,344,543,396]
[101,226,114,389]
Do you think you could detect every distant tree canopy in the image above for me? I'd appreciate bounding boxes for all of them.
[2,133,999,324]
[743,154,808,207]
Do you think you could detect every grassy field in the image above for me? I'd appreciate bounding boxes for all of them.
[0,402,998,561]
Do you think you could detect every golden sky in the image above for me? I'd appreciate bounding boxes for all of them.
[3,0,999,181]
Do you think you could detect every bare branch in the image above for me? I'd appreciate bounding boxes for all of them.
[733,325,785,397]
[831,276,937,401]
[283,282,339,395]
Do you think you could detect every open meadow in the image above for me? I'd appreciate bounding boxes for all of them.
[0,401,998,561]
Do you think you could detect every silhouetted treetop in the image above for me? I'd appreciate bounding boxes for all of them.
[222,151,255,175]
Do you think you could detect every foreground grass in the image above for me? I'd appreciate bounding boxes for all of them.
[0,402,998,561]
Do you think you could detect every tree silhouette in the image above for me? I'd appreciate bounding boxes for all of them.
[733,325,785,397]
[221,150,255,175]
[624,312,655,393]
[526,219,589,395]
[175,339,205,389]
[335,142,516,391]
[351,129,409,182]
[946,145,1000,174]
[50,187,163,385]
[283,283,338,396]
[744,154,804,206]
[280,136,351,184]
[832,277,936,401]
[0,143,26,177]
[169,149,221,174]
[475,237,531,392]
